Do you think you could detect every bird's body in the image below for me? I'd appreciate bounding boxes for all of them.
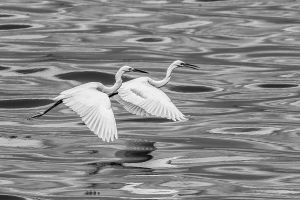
[30,66,148,142]
[115,60,199,121]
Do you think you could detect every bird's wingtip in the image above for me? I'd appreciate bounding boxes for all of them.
[182,115,191,121]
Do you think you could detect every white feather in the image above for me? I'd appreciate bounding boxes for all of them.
[114,94,151,117]
[116,77,187,121]
[56,84,118,142]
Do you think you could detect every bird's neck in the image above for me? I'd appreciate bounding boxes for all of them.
[102,70,124,94]
[149,64,177,88]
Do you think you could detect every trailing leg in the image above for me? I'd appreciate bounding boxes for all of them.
[29,99,63,119]
[109,92,118,98]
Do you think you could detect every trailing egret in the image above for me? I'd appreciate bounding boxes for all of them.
[30,66,148,142]
[114,60,199,121]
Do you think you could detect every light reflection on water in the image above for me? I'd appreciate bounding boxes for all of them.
[0,0,300,199]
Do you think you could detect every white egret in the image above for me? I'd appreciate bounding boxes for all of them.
[114,60,200,121]
[30,66,148,142]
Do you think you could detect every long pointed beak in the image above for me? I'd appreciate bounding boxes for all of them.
[132,68,148,73]
[183,63,200,70]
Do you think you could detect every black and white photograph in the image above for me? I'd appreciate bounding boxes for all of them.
[0,0,299,199]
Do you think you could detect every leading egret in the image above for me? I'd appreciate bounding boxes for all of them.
[114,60,200,121]
[30,66,148,142]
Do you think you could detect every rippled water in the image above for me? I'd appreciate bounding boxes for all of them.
[1,0,300,199]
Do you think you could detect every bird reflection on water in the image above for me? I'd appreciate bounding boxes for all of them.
[86,140,156,176]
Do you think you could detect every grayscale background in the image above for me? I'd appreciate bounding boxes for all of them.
[0,0,299,199]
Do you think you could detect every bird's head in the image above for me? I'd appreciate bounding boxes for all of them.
[172,60,200,70]
[121,66,148,74]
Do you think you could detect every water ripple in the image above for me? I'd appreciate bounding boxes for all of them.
[246,83,299,89]
[15,68,47,74]
[0,65,10,70]
[168,84,218,93]
[0,136,43,149]
[209,127,280,136]
[0,0,299,199]
[158,20,212,29]
[125,36,172,44]
[0,195,26,200]
[55,71,131,84]
[0,24,32,30]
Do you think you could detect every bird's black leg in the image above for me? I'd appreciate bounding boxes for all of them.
[109,92,118,98]
[29,99,63,119]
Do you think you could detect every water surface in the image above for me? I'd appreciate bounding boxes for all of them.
[0,0,300,199]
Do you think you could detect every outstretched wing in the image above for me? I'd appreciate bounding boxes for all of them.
[56,84,118,142]
[114,94,152,117]
[115,78,186,121]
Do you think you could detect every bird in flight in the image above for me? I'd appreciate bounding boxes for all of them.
[30,66,148,142]
[114,60,199,121]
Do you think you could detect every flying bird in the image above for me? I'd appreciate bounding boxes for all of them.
[114,60,199,121]
[30,66,148,142]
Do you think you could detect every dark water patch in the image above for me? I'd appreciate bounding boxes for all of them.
[126,36,171,44]
[9,135,31,139]
[137,37,164,43]
[0,24,31,30]
[115,150,153,163]
[94,25,126,33]
[189,137,253,149]
[56,71,131,84]
[257,83,298,89]
[196,0,226,1]
[0,6,56,13]
[0,14,14,18]
[0,99,53,109]
[48,0,75,8]
[120,117,171,123]
[15,68,47,74]
[168,85,216,93]
[264,17,300,25]
[115,141,155,163]
[0,195,26,200]
[0,65,9,70]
